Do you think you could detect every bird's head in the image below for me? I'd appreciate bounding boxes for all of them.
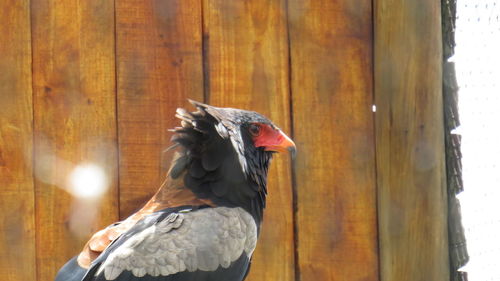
[168,100,295,222]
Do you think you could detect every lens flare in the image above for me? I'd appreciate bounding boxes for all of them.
[68,164,108,199]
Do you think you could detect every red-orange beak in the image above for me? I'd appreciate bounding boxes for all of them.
[253,125,296,158]
[264,130,296,157]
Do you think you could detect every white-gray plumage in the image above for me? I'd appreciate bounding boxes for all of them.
[96,207,258,280]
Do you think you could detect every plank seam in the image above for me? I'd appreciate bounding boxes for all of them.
[28,0,39,280]
[284,1,300,281]
[112,0,121,220]
[371,0,382,280]
[201,0,210,103]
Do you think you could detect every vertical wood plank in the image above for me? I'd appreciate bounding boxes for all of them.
[374,0,449,280]
[288,1,379,280]
[203,1,295,280]
[31,1,118,280]
[116,0,204,218]
[0,1,36,280]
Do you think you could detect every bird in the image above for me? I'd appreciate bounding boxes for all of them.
[55,100,296,281]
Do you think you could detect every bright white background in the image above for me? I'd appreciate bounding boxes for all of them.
[454,1,500,280]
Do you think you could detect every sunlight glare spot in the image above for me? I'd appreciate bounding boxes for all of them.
[69,164,108,199]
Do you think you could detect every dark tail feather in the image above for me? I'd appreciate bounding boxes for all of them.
[55,256,87,281]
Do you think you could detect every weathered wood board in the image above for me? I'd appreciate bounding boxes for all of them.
[375,0,449,280]
[289,0,380,280]
[0,1,36,281]
[31,1,118,280]
[116,0,204,218]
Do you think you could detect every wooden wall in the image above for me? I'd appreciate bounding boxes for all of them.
[0,1,447,281]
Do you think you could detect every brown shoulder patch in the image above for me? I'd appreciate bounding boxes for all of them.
[76,176,214,268]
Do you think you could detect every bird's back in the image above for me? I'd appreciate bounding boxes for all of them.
[56,205,256,281]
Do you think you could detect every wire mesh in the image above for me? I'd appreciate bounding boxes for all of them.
[454,1,500,280]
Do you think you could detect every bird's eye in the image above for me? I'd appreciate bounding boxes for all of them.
[249,123,261,137]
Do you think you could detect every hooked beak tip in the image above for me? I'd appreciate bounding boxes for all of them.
[274,131,296,158]
[288,145,297,159]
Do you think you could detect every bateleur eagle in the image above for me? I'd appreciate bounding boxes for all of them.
[55,100,296,281]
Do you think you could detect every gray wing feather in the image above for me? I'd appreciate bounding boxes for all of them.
[96,207,257,280]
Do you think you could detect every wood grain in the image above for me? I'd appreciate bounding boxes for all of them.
[288,1,379,280]
[202,1,295,280]
[116,0,204,218]
[31,1,118,280]
[374,0,449,280]
[0,1,36,280]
